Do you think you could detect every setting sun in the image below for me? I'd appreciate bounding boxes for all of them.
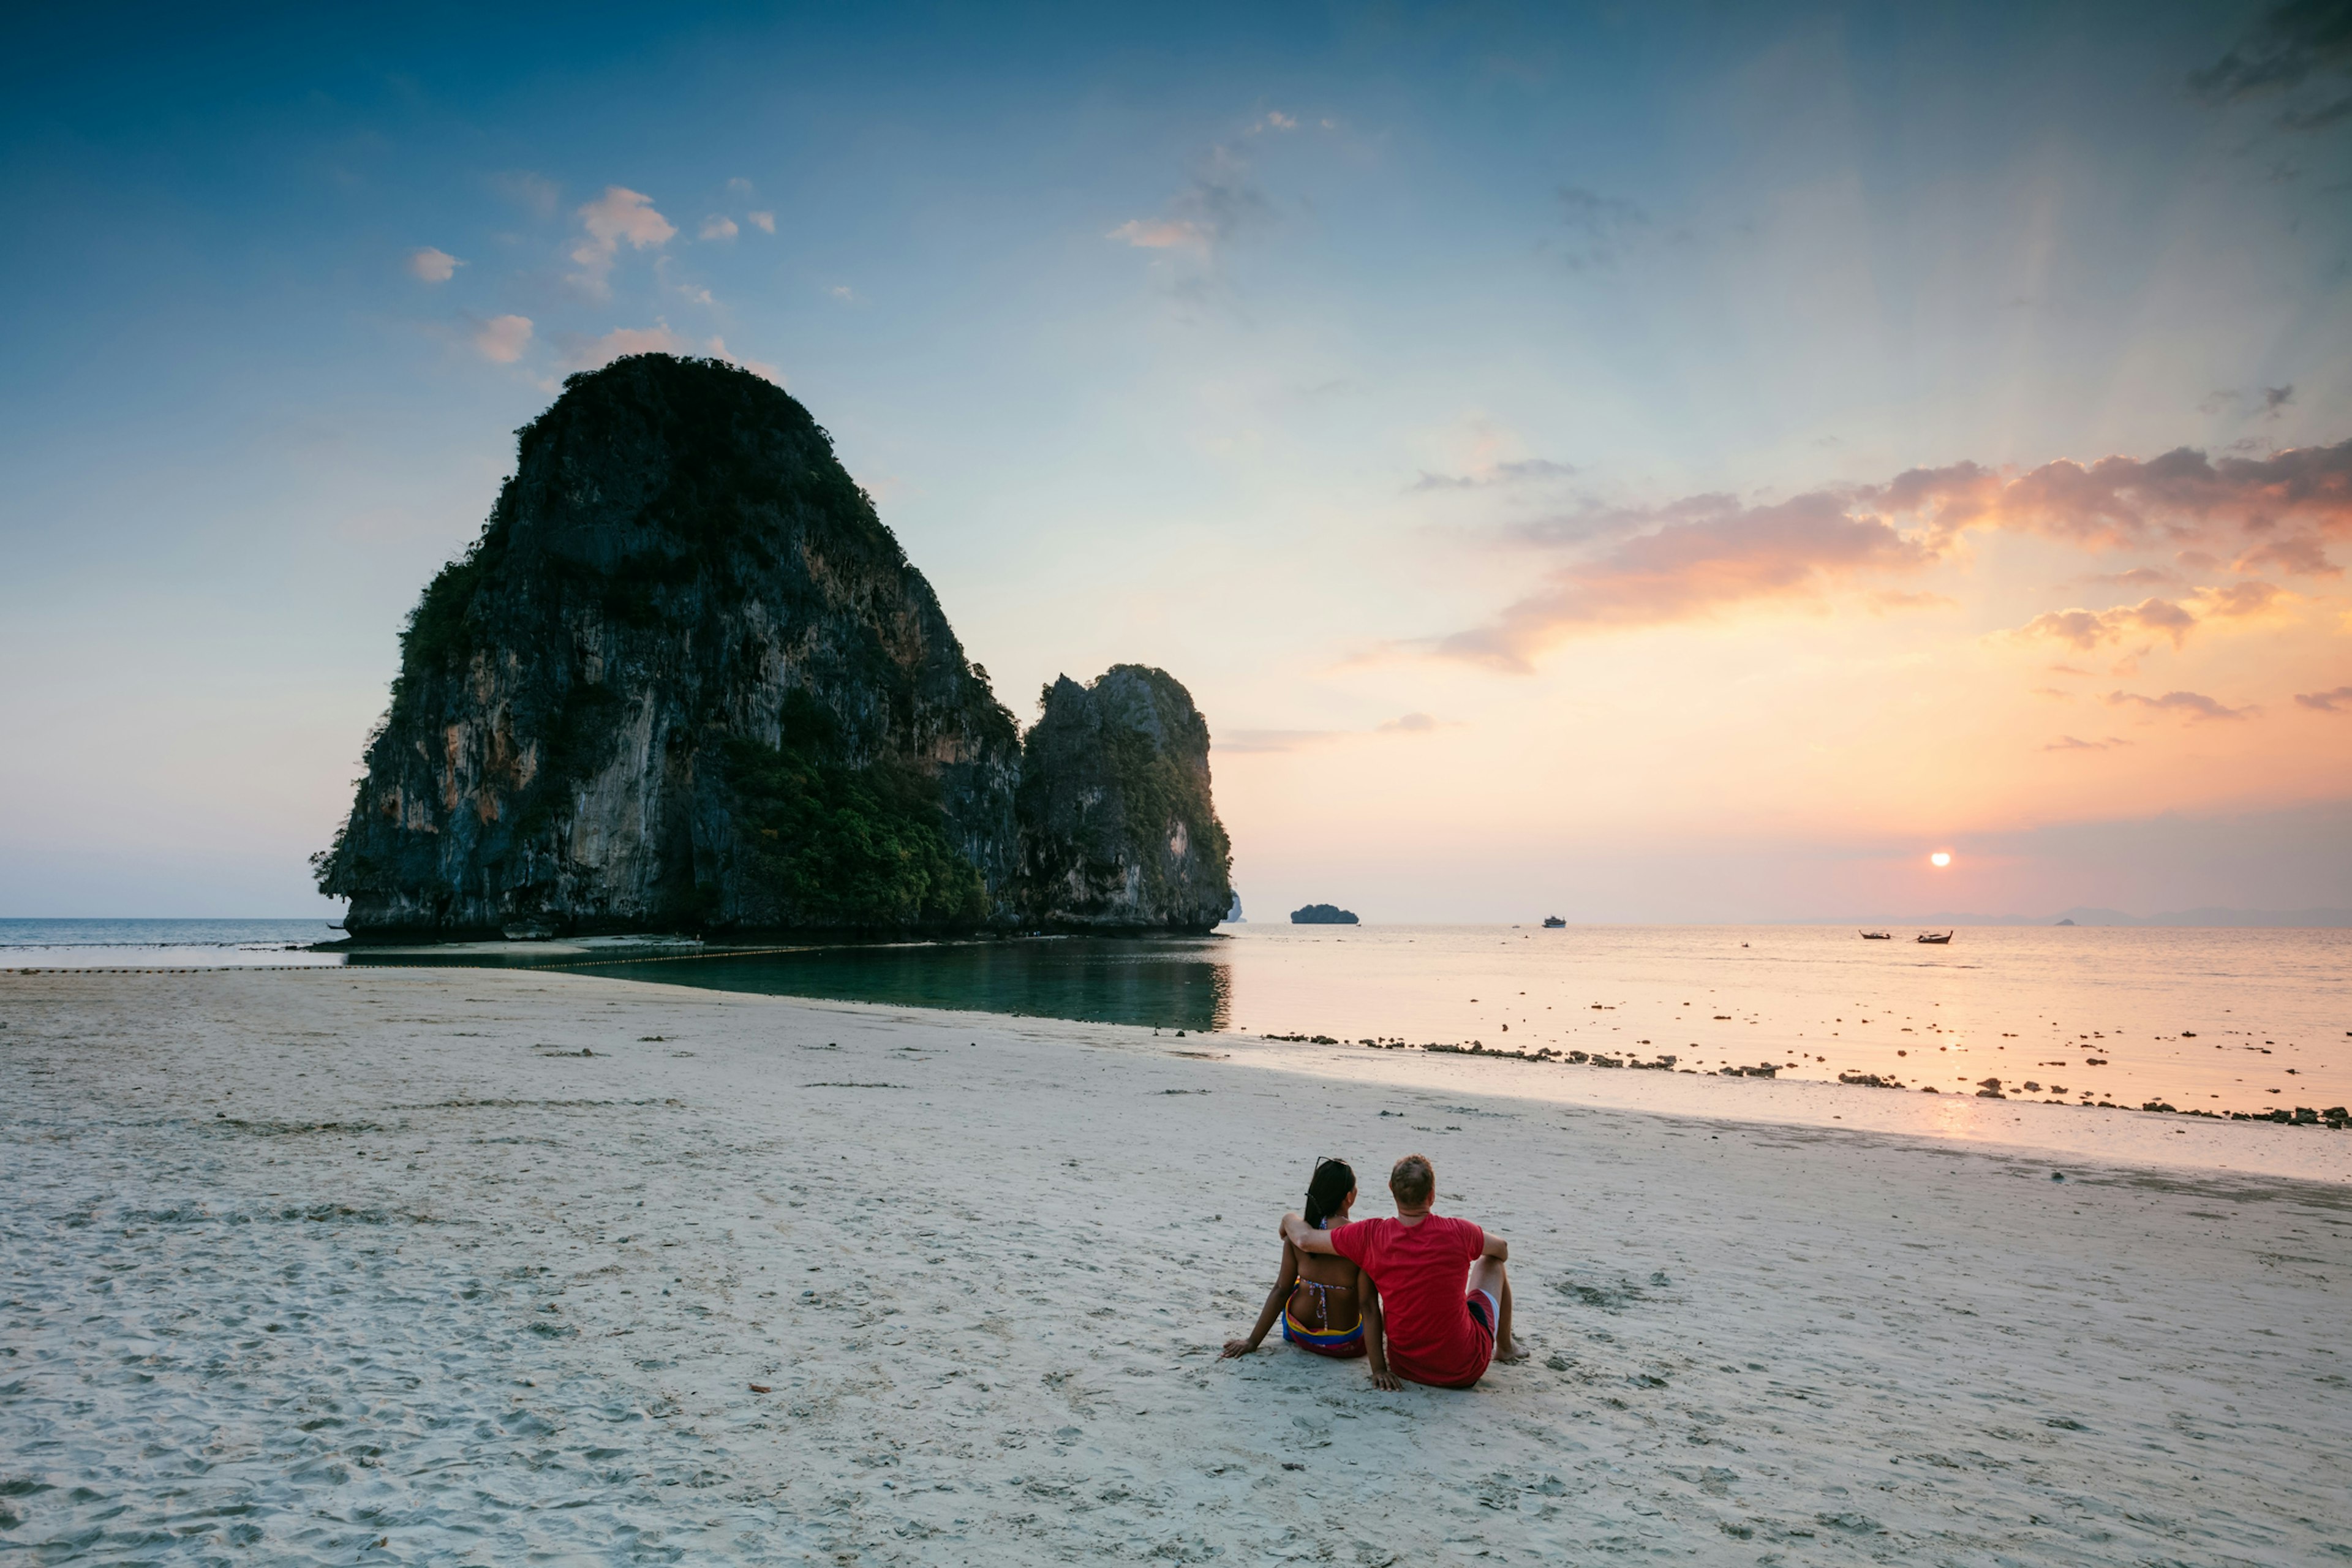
[1931,851,1953,868]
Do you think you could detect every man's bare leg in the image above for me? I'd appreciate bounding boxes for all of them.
[1468,1256,1523,1362]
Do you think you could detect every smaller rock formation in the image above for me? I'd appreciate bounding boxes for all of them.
[1291,903,1359,925]
[1014,665,1232,932]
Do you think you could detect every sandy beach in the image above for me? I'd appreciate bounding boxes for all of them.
[4,966,2348,1564]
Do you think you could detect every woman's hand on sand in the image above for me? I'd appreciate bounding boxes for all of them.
[1220,1339,1256,1359]
[1368,1367,1401,1391]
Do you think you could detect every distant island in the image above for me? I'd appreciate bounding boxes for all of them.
[1291,903,1359,925]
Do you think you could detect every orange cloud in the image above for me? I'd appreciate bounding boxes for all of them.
[2011,597,2199,650]
[1437,437,2345,671]
[2103,689,2256,723]
[1107,218,1208,250]
[1441,493,1934,669]
[1877,439,2352,565]
[2296,685,2352,713]
[2008,580,2285,652]
[471,314,532,363]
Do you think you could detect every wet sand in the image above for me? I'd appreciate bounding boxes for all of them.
[3,967,2348,1563]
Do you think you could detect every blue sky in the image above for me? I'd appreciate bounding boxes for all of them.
[3,1,2347,918]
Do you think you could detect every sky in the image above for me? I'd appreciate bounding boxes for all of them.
[1,0,2348,922]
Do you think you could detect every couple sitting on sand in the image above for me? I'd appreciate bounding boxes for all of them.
[1221,1153,1520,1390]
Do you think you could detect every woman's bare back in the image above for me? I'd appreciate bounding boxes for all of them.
[1286,1248,1362,1332]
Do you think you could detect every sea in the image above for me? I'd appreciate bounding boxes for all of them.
[4,918,2345,1119]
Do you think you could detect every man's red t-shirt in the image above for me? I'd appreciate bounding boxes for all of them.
[1329,1214,1491,1389]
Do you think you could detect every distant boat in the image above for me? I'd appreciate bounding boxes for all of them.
[1916,930,1954,944]
[1859,930,1893,940]
[1542,916,1566,928]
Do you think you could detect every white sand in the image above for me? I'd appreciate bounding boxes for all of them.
[4,967,2348,1564]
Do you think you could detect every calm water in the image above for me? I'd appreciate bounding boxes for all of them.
[0,918,345,967]
[567,924,2348,1115]
[8,920,2346,1116]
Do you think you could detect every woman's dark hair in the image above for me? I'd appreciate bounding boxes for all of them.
[1304,1158,1355,1229]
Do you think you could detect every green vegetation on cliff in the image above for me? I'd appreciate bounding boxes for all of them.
[725,693,987,929]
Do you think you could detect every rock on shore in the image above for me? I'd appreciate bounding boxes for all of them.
[1016,666,1232,932]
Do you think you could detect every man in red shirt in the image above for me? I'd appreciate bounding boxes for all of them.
[1281,1153,1519,1390]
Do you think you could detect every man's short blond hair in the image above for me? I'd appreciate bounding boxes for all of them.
[1389,1153,1434,1207]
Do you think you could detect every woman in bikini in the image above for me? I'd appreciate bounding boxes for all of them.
[1221,1158,1390,1382]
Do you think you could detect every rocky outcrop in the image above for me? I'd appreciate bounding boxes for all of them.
[318,353,1145,938]
[1013,666,1233,933]
[1289,904,1358,924]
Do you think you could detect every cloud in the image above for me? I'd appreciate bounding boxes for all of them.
[827,284,856,302]
[568,187,676,296]
[2235,531,2340,575]
[1108,145,1271,257]
[1433,434,2348,671]
[2190,1,2352,127]
[2296,685,2352,712]
[2047,664,2093,676]
[491,170,559,219]
[1219,714,1458,752]
[725,177,755,196]
[748,211,775,233]
[2195,579,2287,618]
[1873,438,2352,570]
[1248,110,1298,133]
[2043,735,2133,752]
[406,247,462,283]
[2070,566,2179,589]
[1408,458,1578,492]
[472,314,532,363]
[2008,581,2285,652]
[2281,94,2352,129]
[1556,186,1649,270]
[698,214,737,241]
[557,322,685,372]
[2011,597,2199,650]
[2103,690,2256,722]
[1440,492,1937,670]
[2204,383,2300,421]
[1108,219,1208,250]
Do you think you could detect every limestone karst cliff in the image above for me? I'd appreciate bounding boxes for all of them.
[315,353,1231,937]
[1015,666,1234,932]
